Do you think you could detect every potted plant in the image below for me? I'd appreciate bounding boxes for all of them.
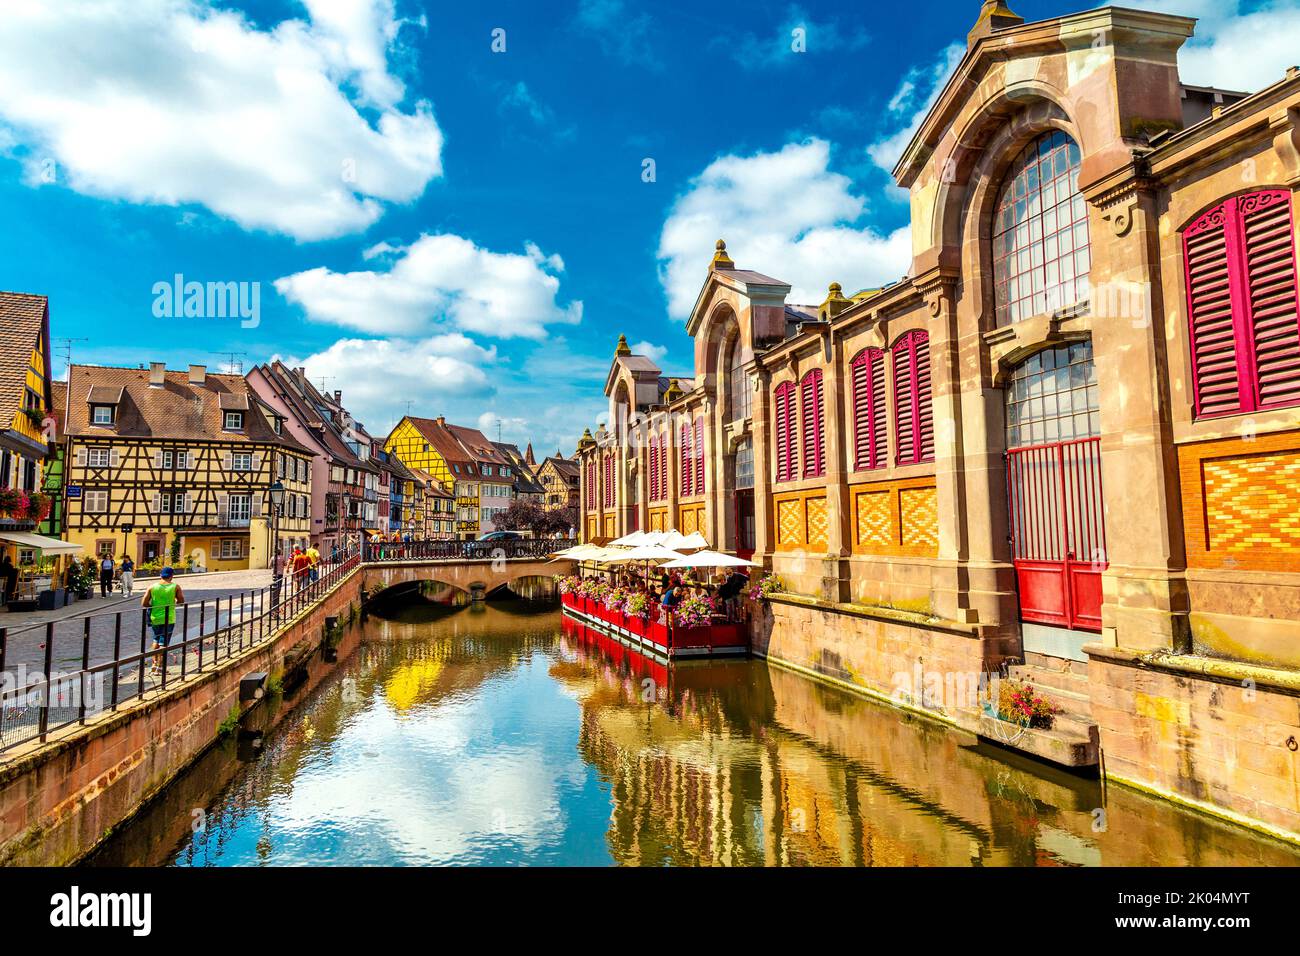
[996,681,1059,730]
[746,573,784,602]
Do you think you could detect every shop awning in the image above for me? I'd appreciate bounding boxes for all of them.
[0,531,84,555]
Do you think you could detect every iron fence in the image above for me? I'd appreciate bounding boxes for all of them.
[0,550,361,756]
[363,537,576,562]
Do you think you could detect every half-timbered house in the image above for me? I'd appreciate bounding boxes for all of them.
[63,363,313,570]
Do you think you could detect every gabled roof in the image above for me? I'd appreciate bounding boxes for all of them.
[405,416,476,470]
[66,364,299,448]
[252,361,373,470]
[447,424,509,468]
[0,291,49,433]
[540,455,579,479]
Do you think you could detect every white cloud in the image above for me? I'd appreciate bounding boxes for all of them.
[867,42,964,173]
[476,411,530,442]
[727,4,871,69]
[0,0,442,240]
[285,333,496,432]
[574,0,662,70]
[657,139,911,318]
[1118,0,1300,93]
[631,340,668,363]
[275,233,583,338]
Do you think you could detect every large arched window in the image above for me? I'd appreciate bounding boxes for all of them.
[774,382,797,483]
[728,336,752,422]
[992,130,1090,327]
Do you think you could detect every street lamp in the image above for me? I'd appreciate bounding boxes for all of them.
[268,480,285,559]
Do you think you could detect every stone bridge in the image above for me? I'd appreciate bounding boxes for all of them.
[359,557,577,602]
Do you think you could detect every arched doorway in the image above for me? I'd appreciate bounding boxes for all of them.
[1004,341,1106,657]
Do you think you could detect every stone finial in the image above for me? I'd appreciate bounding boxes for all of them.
[968,0,1023,46]
[578,427,595,449]
[615,333,632,356]
[709,238,734,272]
[664,378,684,402]
[819,281,852,321]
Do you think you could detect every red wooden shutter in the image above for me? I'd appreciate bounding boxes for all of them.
[851,348,887,470]
[679,422,691,496]
[649,437,659,501]
[1241,190,1300,410]
[1184,201,1243,416]
[774,383,794,482]
[693,418,705,494]
[660,434,668,500]
[893,330,933,465]
[603,453,613,507]
[800,369,825,478]
[916,333,934,463]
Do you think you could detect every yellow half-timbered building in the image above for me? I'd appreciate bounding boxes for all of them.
[63,363,313,571]
[0,292,54,504]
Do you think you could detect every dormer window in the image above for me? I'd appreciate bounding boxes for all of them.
[224,411,244,430]
[92,405,114,426]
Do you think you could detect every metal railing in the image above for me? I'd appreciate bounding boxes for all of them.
[363,537,576,562]
[0,550,360,757]
[0,539,576,758]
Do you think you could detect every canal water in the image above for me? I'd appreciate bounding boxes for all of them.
[90,598,1300,867]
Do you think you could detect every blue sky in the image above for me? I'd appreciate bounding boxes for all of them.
[0,0,1295,453]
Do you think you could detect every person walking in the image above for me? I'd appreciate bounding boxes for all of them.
[99,553,115,598]
[119,555,135,596]
[271,547,286,610]
[306,543,321,583]
[142,567,185,676]
[0,553,17,606]
[291,546,312,591]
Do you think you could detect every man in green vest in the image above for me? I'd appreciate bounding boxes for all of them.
[142,566,186,676]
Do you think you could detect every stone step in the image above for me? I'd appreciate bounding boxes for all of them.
[974,713,1099,768]
[1024,650,1090,678]
[1006,664,1092,704]
[1051,710,1098,739]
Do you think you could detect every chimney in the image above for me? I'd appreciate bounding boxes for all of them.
[435,415,445,426]
[188,364,206,386]
[334,390,342,404]
[149,362,166,387]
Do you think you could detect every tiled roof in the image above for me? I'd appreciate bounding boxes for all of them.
[447,424,509,467]
[48,380,67,441]
[254,361,372,469]
[407,416,476,469]
[542,456,579,478]
[66,364,306,452]
[0,291,48,433]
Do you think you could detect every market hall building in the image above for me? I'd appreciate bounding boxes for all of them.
[576,2,1300,840]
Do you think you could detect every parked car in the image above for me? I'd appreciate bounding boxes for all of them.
[466,529,522,556]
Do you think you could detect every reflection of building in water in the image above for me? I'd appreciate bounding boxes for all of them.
[559,616,1300,868]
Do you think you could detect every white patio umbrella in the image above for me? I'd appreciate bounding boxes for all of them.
[636,530,667,546]
[678,531,709,550]
[661,549,759,569]
[599,544,684,563]
[609,530,648,547]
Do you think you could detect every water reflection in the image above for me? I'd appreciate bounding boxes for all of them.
[90,604,1300,867]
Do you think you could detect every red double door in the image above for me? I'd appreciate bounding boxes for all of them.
[1006,437,1107,632]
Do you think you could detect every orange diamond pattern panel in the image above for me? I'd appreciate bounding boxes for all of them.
[855,490,893,548]
[900,486,939,553]
[1203,451,1300,554]
[777,498,802,546]
[806,496,828,547]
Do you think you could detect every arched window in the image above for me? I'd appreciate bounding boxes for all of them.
[992,130,1090,327]
[850,347,888,470]
[893,330,934,466]
[800,369,825,478]
[679,421,693,496]
[774,382,797,483]
[1183,189,1300,417]
[728,336,752,422]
